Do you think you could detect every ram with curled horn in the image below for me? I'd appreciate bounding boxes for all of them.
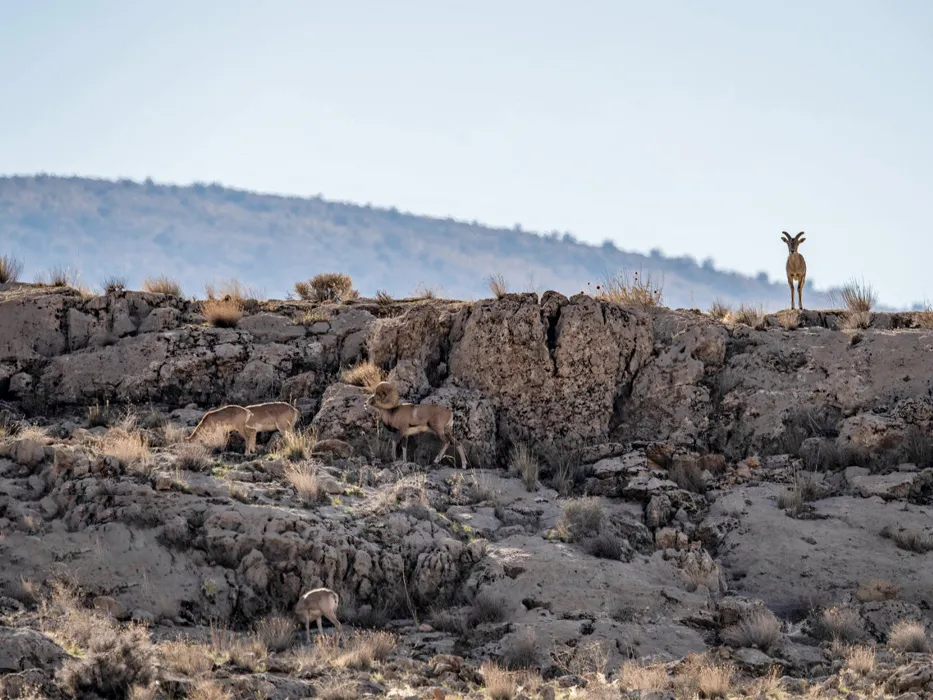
[365,381,468,468]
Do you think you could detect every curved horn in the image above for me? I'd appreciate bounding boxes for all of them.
[781,231,791,241]
[795,231,805,239]
[370,381,400,410]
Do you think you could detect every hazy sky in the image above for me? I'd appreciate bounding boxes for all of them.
[3,1,933,306]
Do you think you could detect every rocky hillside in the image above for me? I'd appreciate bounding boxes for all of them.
[0,174,843,311]
[1,282,933,699]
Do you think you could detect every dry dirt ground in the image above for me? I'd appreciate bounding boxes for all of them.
[1,283,933,699]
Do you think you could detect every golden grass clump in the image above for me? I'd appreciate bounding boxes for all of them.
[845,645,876,675]
[724,304,766,330]
[592,269,664,309]
[676,655,734,699]
[275,428,316,462]
[254,613,295,652]
[0,254,24,283]
[815,605,865,643]
[292,631,396,672]
[720,609,782,652]
[287,463,323,503]
[174,440,211,471]
[835,277,877,330]
[187,682,234,700]
[508,442,539,492]
[201,297,243,328]
[375,289,393,305]
[708,299,731,321]
[485,272,509,298]
[34,265,80,288]
[142,275,182,296]
[294,273,357,302]
[619,660,670,690]
[158,639,214,676]
[339,360,385,391]
[481,661,519,700]
[101,428,151,466]
[888,619,931,652]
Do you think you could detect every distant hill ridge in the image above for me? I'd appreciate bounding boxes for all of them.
[1,174,844,310]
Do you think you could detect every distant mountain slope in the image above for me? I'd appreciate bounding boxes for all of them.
[0,175,839,309]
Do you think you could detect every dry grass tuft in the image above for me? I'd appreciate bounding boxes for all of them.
[102,275,127,294]
[142,275,182,296]
[855,579,899,602]
[295,630,396,671]
[158,638,214,676]
[0,254,24,283]
[275,429,316,462]
[677,655,734,699]
[160,422,189,446]
[468,591,510,626]
[375,289,393,305]
[254,613,296,652]
[592,269,664,309]
[174,441,211,471]
[86,400,115,428]
[412,281,439,299]
[287,462,324,503]
[619,660,669,690]
[188,681,234,700]
[508,442,539,492]
[502,628,538,670]
[102,428,151,466]
[295,273,357,302]
[845,645,876,675]
[724,304,766,329]
[481,661,519,700]
[485,272,509,298]
[35,265,81,288]
[720,609,782,652]
[340,360,385,391]
[881,525,933,553]
[201,297,243,328]
[556,497,606,542]
[837,277,877,313]
[814,605,865,643]
[888,619,931,652]
[708,299,731,321]
[480,661,541,700]
[204,278,260,303]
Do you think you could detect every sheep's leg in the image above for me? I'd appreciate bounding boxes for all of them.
[317,616,324,636]
[788,278,795,310]
[324,610,342,635]
[797,276,805,311]
[305,617,311,643]
[401,436,409,463]
[456,443,468,469]
[433,438,451,464]
[244,427,257,454]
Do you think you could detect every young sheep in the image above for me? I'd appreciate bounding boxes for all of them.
[365,381,468,468]
[294,587,342,639]
[782,231,807,310]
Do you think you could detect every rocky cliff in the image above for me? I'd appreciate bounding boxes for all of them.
[1,282,932,699]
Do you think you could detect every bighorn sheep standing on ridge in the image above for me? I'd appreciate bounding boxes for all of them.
[294,587,342,639]
[366,382,468,468]
[187,401,298,454]
[782,231,807,310]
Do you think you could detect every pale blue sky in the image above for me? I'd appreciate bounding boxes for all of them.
[2,1,932,306]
